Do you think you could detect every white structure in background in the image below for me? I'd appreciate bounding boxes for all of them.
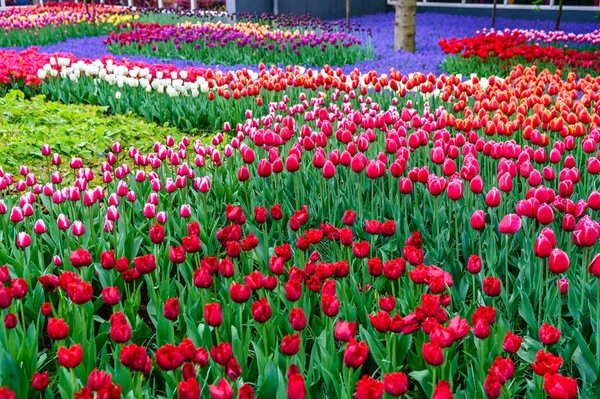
[388,0,600,12]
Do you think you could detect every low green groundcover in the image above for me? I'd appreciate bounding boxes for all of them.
[0,90,185,169]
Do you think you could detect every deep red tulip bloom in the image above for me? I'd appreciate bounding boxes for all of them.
[379,296,396,312]
[383,371,408,396]
[182,235,201,253]
[369,311,391,333]
[100,250,116,270]
[287,373,306,399]
[557,278,568,295]
[32,371,50,391]
[543,374,578,399]
[289,307,307,331]
[169,246,186,264]
[280,333,301,356]
[110,312,131,343]
[334,320,356,342]
[238,384,255,399]
[102,287,120,306]
[422,342,444,366]
[229,282,251,303]
[531,350,563,376]
[321,294,340,317]
[251,297,272,323]
[155,344,185,371]
[87,369,113,391]
[163,298,180,321]
[342,210,357,226]
[353,241,370,258]
[467,254,482,274]
[120,344,149,372]
[178,378,200,399]
[432,380,453,399]
[209,378,233,399]
[539,323,561,346]
[483,276,502,297]
[354,375,384,399]
[343,339,369,369]
[134,254,157,275]
[503,331,523,353]
[149,224,165,244]
[10,278,27,298]
[204,303,223,327]
[57,344,83,368]
[211,342,232,365]
[484,373,501,399]
[67,281,93,304]
[70,248,92,268]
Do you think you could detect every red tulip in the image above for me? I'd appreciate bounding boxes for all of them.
[354,375,384,399]
[229,282,251,303]
[484,373,501,399]
[251,297,272,323]
[209,378,233,399]
[353,241,370,258]
[204,303,223,327]
[280,333,301,356]
[543,374,578,399]
[287,373,306,399]
[110,312,131,343]
[503,331,523,353]
[432,380,453,399]
[422,342,444,366]
[539,323,561,346]
[155,344,185,371]
[32,371,49,391]
[334,320,357,342]
[548,249,569,274]
[57,344,83,368]
[120,344,149,372]
[178,378,200,399]
[343,339,369,369]
[289,307,307,331]
[467,255,482,274]
[164,298,180,321]
[383,371,408,396]
[102,287,120,306]
[531,350,563,376]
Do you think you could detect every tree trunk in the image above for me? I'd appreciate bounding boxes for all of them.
[394,0,417,53]
[491,0,497,29]
[555,0,564,31]
[346,0,350,29]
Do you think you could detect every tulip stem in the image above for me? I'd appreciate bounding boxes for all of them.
[346,367,353,399]
[504,235,509,296]
[597,278,600,362]
[454,201,459,264]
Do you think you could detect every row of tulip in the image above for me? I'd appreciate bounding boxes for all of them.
[439,30,600,77]
[0,3,136,47]
[1,50,600,398]
[104,19,372,66]
[3,49,598,141]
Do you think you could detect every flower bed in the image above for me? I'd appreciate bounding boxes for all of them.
[439,29,600,77]
[0,42,598,397]
[0,3,136,47]
[104,17,372,67]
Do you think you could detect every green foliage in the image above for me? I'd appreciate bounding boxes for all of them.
[0,90,186,168]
